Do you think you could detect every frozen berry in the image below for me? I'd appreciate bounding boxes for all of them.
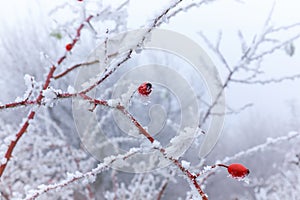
[138,82,152,96]
[65,43,73,51]
[227,163,250,178]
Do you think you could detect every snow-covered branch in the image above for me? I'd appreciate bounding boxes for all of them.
[24,148,141,200]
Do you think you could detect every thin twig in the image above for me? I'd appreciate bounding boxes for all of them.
[24,148,141,200]
[231,73,300,85]
[157,179,169,200]
[0,14,94,178]
[53,60,99,79]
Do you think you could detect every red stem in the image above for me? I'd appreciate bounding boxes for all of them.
[216,163,228,168]
[0,14,94,178]
[116,105,155,143]
[80,94,206,199]
[195,163,229,178]
[0,111,35,177]
[0,66,57,177]
[53,60,99,79]
[156,180,168,200]
[170,157,208,200]
[0,100,36,110]
[0,66,56,177]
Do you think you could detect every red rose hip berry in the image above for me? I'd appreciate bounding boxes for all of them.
[65,43,73,51]
[138,82,152,96]
[227,163,250,178]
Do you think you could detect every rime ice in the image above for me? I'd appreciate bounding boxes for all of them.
[42,87,62,107]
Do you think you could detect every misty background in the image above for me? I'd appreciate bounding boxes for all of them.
[0,0,300,199]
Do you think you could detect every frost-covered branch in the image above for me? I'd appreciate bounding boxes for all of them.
[198,7,300,126]
[221,131,300,163]
[74,0,186,95]
[60,90,209,199]
[0,12,96,178]
[196,131,300,187]
[0,100,36,110]
[210,103,253,116]
[53,60,99,79]
[156,178,169,200]
[1,0,300,199]
[231,72,300,85]
[24,148,141,200]
[79,94,208,199]
[166,0,217,23]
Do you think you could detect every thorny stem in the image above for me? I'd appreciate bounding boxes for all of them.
[0,64,58,177]
[0,111,35,177]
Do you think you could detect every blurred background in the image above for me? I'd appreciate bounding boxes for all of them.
[0,0,300,199]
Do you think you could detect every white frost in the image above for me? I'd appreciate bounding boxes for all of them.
[107,99,119,107]
[181,160,190,169]
[1,157,7,165]
[67,85,76,93]
[42,87,62,107]
[24,74,34,88]
[151,140,161,149]
[14,97,23,102]
[128,127,140,137]
[120,83,137,105]
[288,131,298,137]
[4,135,17,145]
[165,127,195,159]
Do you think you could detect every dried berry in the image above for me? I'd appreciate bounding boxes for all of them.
[65,43,73,51]
[138,82,152,96]
[227,163,250,178]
